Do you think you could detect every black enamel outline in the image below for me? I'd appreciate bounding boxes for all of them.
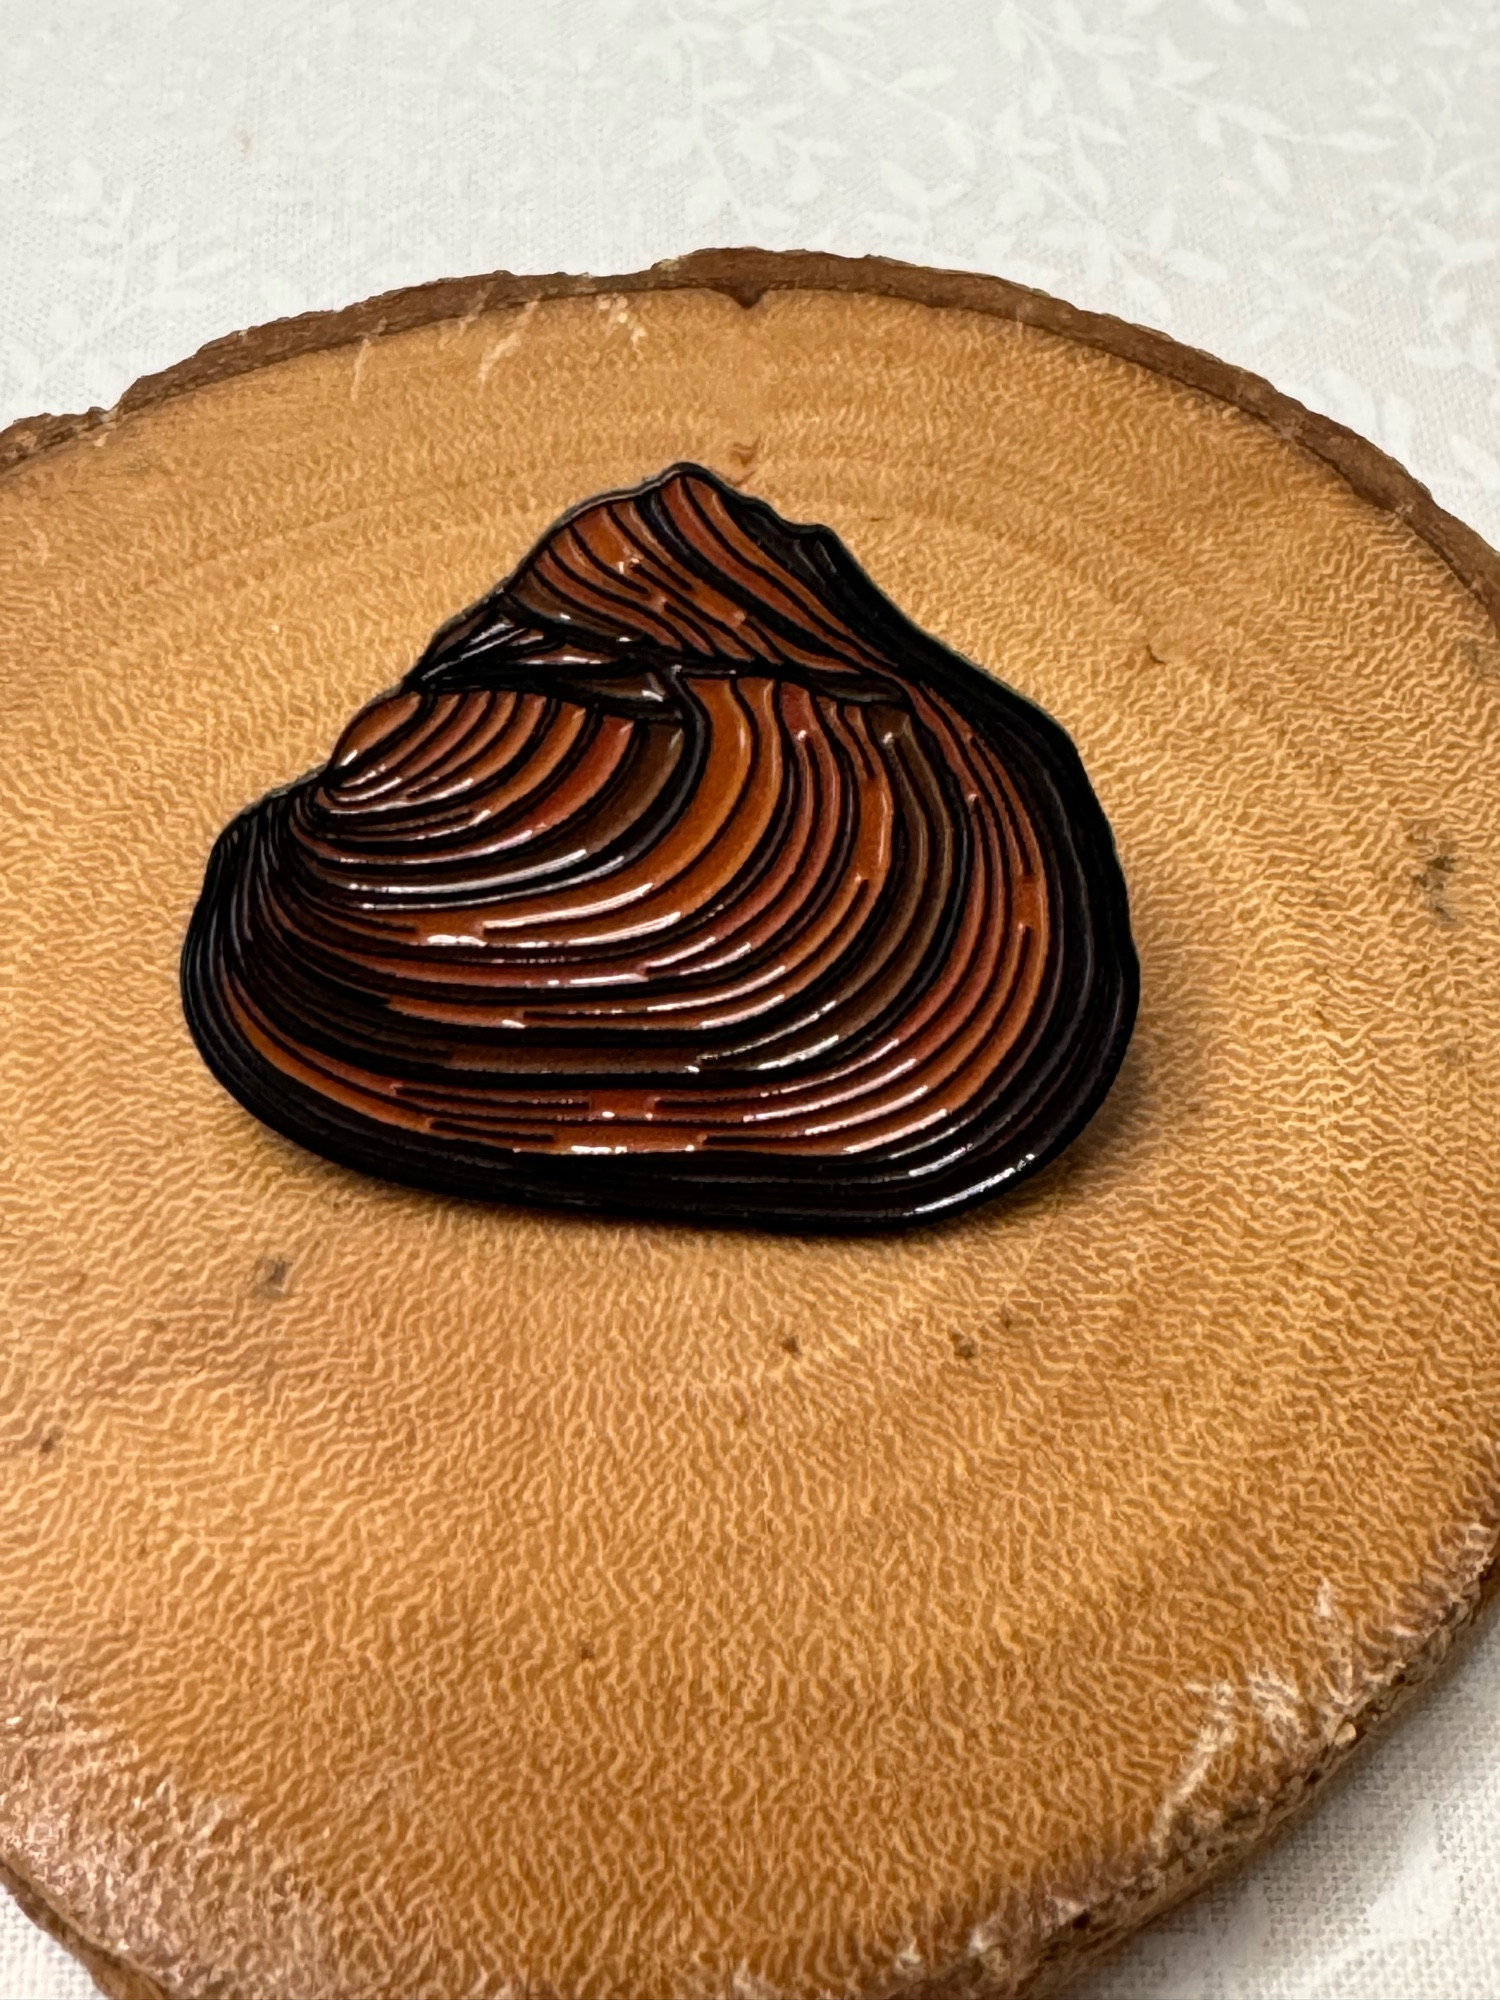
[181,465,1139,1232]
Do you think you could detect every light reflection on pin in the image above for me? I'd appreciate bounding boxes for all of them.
[181,464,1136,1228]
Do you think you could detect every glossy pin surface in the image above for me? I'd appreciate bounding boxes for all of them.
[181,465,1137,1227]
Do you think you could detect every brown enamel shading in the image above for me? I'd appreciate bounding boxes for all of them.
[180,464,1136,1227]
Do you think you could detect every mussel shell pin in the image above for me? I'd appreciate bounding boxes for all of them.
[181,465,1137,1228]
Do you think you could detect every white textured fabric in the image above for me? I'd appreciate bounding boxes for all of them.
[2,3,1497,1995]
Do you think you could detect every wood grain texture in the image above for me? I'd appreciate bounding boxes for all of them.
[1,253,1498,2000]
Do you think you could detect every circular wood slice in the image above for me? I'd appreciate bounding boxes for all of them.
[1,251,1498,2000]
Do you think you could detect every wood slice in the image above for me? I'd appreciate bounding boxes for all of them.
[1,251,1497,2000]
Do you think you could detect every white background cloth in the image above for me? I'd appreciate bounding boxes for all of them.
[2,3,1498,1995]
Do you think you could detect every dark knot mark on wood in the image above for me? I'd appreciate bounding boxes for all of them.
[1408,821,1462,929]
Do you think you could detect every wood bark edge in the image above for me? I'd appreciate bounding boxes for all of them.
[1,248,1497,635]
